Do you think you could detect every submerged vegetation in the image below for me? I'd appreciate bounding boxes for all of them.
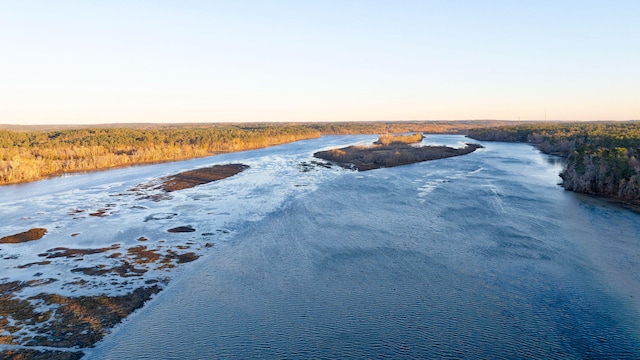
[0,282,160,359]
[468,121,640,204]
[0,121,512,185]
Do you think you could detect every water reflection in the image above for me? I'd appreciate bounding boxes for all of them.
[545,155,567,166]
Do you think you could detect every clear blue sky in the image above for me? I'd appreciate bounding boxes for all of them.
[1,0,638,124]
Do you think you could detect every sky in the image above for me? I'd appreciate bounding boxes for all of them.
[1,0,639,125]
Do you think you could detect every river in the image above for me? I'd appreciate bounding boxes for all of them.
[8,135,639,359]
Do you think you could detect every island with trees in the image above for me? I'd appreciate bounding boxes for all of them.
[314,133,483,171]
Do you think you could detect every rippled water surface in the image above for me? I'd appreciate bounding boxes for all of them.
[83,135,640,359]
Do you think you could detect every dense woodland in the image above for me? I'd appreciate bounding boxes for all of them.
[468,122,640,202]
[0,121,512,185]
[0,125,319,184]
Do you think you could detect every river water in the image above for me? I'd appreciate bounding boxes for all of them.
[74,135,640,359]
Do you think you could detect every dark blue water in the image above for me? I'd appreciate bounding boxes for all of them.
[88,135,640,359]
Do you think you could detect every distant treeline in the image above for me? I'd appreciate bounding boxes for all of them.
[468,122,640,201]
[0,121,513,185]
[0,125,318,184]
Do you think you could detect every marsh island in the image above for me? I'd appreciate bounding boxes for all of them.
[314,133,483,171]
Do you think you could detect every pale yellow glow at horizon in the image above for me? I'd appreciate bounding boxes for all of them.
[1,1,638,125]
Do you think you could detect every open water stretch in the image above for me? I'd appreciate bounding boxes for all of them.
[54,135,640,359]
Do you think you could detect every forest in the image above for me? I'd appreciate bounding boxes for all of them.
[0,125,320,185]
[467,121,640,202]
[0,121,513,185]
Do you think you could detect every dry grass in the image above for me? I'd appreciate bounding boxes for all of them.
[374,133,424,145]
[0,228,47,244]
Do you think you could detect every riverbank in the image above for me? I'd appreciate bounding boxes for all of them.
[467,122,640,211]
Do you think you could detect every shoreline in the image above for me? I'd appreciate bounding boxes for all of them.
[0,151,232,187]
[466,123,640,212]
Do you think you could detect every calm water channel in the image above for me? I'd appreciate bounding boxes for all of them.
[85,135,640,359]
